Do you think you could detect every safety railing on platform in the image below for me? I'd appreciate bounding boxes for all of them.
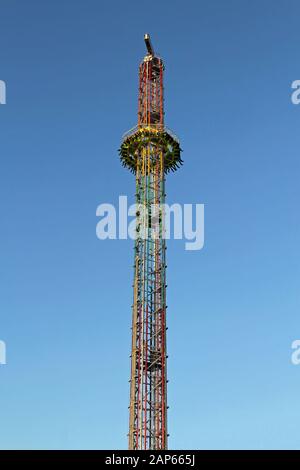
[122,124,180,143]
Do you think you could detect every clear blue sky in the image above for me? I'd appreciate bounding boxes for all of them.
[0,0,300,450]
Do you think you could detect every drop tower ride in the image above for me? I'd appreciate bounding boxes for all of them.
[119,34,182,450]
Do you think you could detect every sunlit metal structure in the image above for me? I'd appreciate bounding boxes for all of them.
[119,34,182,450]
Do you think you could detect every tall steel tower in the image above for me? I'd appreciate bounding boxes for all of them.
[120,34,182,450]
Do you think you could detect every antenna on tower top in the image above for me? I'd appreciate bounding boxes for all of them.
[144,33,154,56]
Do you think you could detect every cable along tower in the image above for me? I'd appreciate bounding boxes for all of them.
[119,34,182,450]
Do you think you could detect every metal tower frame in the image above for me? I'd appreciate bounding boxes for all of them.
[119,34,182,450]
